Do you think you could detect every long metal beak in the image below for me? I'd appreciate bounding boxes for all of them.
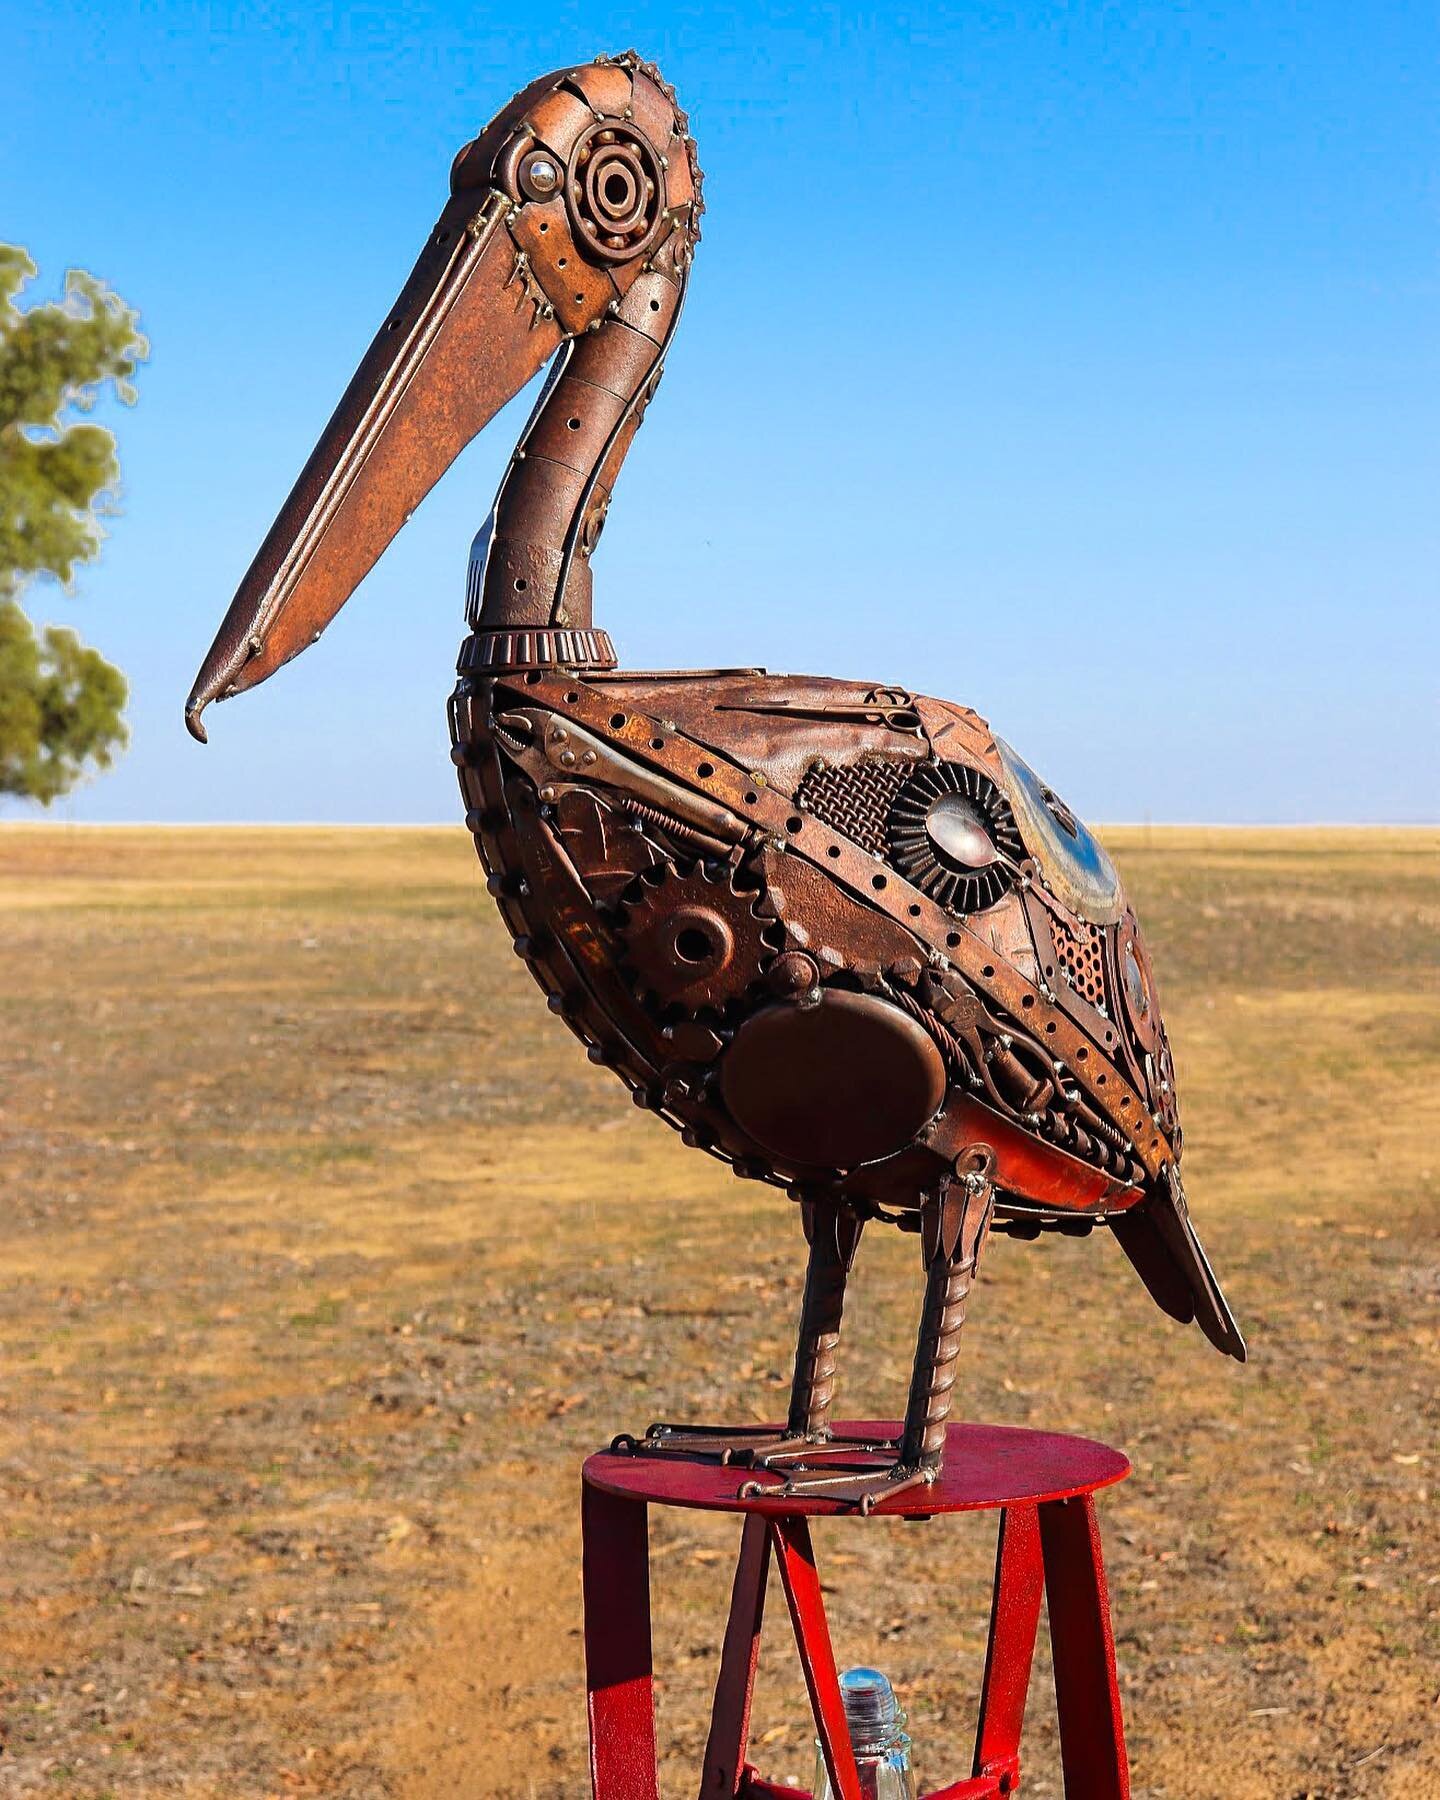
[186,189,560,741]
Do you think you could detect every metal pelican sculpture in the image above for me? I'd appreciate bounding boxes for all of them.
[188,53,1244,1510]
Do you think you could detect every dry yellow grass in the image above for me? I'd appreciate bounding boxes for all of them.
[1,824,1435,1798]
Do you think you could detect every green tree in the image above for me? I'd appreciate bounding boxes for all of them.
[0,243,147,804]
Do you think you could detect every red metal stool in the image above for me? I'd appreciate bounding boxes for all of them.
[581,1420,1131,1800]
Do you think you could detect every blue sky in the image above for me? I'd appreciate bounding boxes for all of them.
[8,1,1437,822]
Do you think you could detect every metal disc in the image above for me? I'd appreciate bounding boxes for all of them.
[992,737,1125,925]
[719,989,948,1170]
[925,793,1000,870]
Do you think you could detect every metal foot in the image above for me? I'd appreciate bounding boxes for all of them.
[610,1420,805,1466]
[738,1440,936,1512]
[612,1420,935,1513]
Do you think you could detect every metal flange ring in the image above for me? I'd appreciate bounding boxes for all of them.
[567,120,667,263]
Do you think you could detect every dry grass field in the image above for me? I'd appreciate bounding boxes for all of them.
[1,823,1435,1799]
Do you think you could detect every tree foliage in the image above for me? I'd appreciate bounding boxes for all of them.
[0,243,146,803]
[0,600,129,802]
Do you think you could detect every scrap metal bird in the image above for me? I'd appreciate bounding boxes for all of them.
[188,54,1244,1510]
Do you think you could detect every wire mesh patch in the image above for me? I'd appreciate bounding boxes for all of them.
[796,758,918,856]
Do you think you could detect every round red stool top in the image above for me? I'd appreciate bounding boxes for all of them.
[583,1420,1129,1519]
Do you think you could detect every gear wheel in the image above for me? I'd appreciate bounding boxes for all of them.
[619,863,773,1014]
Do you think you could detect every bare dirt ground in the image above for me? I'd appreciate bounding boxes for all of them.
[0,824,1435,1799]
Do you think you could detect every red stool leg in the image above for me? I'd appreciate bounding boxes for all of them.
[582,1481,660,1800]
[1038,1495,1130,1800]
[972,1504,1044,1794]
[699,1514,772,1798]
[769,1516,864,1800]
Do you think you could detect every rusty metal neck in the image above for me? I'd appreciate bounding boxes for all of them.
[462,55,701,673]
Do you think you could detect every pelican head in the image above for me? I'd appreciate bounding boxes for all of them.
[187,53,701,740]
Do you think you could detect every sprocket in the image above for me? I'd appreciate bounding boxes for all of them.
[618,862,774,1015]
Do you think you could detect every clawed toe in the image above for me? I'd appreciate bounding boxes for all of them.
[609,1424,929,1511]
[611,1421,801,1466]
[738,1454,937,1514]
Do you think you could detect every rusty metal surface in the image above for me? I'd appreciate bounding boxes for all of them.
[187,52,1246,1503]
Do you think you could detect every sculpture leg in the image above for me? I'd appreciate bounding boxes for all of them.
[897,1152,996,1477]
[739,1150,996,1511]
[786,1200,864,1439]
[614,1201,879,1467]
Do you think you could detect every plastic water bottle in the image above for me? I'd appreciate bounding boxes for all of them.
[811,1665,918,1800]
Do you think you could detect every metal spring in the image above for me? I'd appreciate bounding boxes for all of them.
[618,799,728,855]
[1079,1105,1131,1152]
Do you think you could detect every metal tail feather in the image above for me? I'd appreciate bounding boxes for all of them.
[1111,1184,1246,1363]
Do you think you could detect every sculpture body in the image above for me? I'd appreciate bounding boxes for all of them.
[189,54,1243,1508]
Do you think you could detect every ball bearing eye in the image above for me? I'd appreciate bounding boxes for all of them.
[518,152,561,201]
